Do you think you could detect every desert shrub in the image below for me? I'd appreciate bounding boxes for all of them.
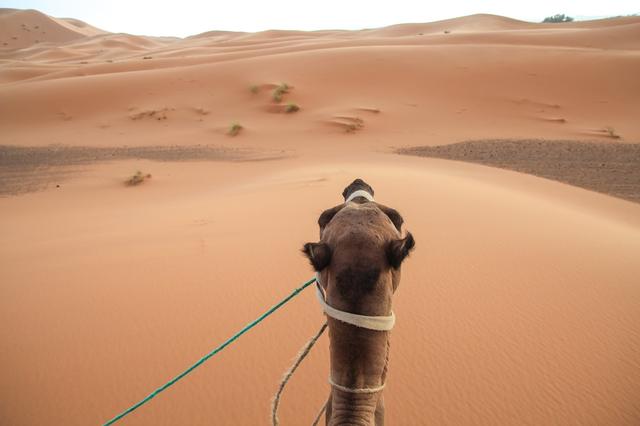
[284,103,300,113]
[543,14,574,23]
[228,122,243,136]
[272,83,290,102]
[125,171,151,186]
[605,126,621,139]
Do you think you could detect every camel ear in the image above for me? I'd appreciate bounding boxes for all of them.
[378,204,404,232]
[387,232,415,269]
[302,242,332,271]
[318,205,345,229]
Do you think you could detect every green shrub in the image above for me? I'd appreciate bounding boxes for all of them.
[272,83,290,102]
[542,14,574,23]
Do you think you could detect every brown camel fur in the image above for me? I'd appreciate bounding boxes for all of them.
[303,179,415,426]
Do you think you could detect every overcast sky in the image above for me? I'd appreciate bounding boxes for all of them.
[1,0,638,37]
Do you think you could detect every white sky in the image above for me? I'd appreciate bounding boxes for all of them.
[1,0,638,37]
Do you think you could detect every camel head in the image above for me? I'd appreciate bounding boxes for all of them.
[303,178,414,316]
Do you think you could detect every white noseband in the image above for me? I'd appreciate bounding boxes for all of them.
[345,189,375,203]
[315,273,395,331]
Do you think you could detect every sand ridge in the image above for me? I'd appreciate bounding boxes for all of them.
[1,9,640,426]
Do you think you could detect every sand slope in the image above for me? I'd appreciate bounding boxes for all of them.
[1,156,639,426]
[0,8,106,50]
[1,10,639,426]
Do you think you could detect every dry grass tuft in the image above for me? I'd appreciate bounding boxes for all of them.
[272,83,290,102]
[228,122,243,136]
[125,171,152,186]
[284,103,300,113]
[129,108,169,121]
[605,126,621,139]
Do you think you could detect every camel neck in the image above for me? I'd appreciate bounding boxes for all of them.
[328,320,390,422]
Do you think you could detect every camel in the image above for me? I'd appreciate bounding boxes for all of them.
[302,179,415,426]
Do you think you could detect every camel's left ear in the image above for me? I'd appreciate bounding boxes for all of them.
[302,242,332,271]
[318,205,345,229]
[387,232,415,269]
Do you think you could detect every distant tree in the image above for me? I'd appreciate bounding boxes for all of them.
[543,14,574,23]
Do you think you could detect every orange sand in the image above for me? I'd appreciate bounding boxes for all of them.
[1,9,639,425]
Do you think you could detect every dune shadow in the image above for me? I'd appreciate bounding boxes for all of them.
[398,139,640,203]
[0,144,289,196]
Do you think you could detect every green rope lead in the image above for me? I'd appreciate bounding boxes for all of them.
[103,276,317,426]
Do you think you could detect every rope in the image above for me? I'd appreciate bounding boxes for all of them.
[311,401,328,426]
[102,276,317,426]
[328,376,385,394]
[271,322,328,426]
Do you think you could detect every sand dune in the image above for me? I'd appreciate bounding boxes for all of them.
[1,13,638,145]
[0,8,106,50]
[1,9,639,426]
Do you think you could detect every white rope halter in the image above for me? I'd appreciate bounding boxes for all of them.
[315,274,395,331]
[315,272,391,394]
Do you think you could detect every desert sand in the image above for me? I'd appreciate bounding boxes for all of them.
[1,8,639,425]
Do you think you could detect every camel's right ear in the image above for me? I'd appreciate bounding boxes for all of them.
[302,242,332,271]
[377,204,404,232]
